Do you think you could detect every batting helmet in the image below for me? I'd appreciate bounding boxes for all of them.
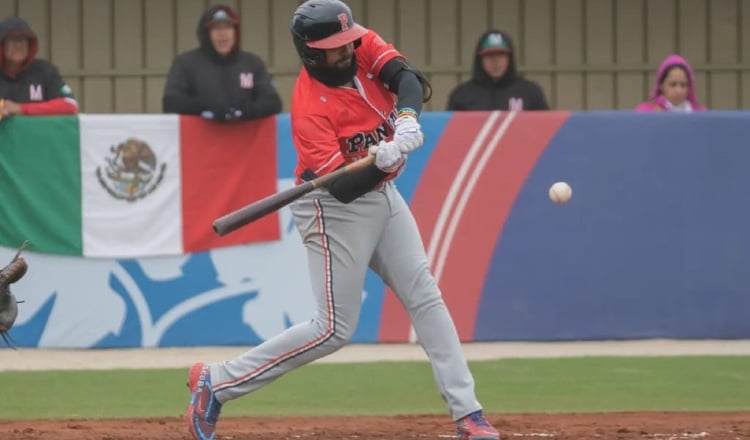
[291,0,367,66]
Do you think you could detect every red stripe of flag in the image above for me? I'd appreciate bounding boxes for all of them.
[180,116,281,253]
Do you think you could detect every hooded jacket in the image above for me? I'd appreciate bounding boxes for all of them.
[447,30,549,111]
[162,4,282,121]
[635,54,706,112]
[0,17,77,115]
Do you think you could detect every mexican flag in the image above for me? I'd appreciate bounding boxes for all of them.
[0,114,280,257]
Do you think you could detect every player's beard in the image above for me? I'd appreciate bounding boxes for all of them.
[306,54,358,87]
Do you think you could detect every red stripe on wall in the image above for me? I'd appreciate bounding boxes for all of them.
[378,112,500,342]
[437,111,569,340]
[378,111,570,342]
[180,116,281,253]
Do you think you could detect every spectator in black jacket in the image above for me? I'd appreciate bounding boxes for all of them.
[447,30,549,111]
[162,4,282,122]
[0,16,77,118]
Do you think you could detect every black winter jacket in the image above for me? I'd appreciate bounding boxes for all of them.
[447,30,549,111]
[0,17,76,105]
[162,4,282,121]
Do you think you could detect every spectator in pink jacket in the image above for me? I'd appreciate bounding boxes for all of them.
[635,54,706,112]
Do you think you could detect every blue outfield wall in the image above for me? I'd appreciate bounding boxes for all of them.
[476,111,750,341]
[1,111,749,348]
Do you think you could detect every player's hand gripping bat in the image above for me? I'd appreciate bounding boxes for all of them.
[213,154,375,236]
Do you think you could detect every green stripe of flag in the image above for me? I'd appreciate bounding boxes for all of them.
[0,116,83,255]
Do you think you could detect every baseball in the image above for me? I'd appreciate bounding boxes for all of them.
[549,181,572,204]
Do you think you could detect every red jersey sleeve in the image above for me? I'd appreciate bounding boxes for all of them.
[293,114,346,178]
[356,30,403,77]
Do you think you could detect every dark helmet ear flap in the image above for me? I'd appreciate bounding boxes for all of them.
[293,35,326,66]
[304,48,325,66]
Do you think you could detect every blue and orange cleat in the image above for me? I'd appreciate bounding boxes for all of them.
[186,362,223,440]
[456,410,500,440]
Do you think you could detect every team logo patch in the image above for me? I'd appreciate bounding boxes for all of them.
[213,9,230,21]
[338,13,349,31]
[96,138,166,201]
[488,33,504,45]
[29,84,43,101]
[239,72,254,89]
[509,97,524,111]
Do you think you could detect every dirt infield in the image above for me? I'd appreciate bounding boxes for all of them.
[1,412,749,440]
[3,343,749,439]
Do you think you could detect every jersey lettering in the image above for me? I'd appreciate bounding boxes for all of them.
[387,110,398,125]
[239,73,254,89]
[29,84,43,101]
[345,118,392,153]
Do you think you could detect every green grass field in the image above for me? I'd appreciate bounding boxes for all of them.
[1,356,748,420]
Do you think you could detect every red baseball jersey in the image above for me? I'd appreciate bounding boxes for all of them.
[290,29,403,183]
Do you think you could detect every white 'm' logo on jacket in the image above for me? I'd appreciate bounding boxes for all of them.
[29,84,43,101]
[509,97,524,111]
[240,73,254,89]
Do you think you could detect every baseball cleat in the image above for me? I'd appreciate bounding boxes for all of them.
[186,362,223,440]
[455,410,500,440]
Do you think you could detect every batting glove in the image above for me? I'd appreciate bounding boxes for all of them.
[393,115,424,154]
[370,141,404,173]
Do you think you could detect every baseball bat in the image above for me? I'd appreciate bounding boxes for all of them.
[213,154,376,236]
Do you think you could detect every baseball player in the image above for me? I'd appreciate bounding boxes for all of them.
[186,1,500,439]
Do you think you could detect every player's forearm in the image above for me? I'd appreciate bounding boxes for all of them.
[392,71,424,115]
[379,58,427,116]
[327,165,389,204]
